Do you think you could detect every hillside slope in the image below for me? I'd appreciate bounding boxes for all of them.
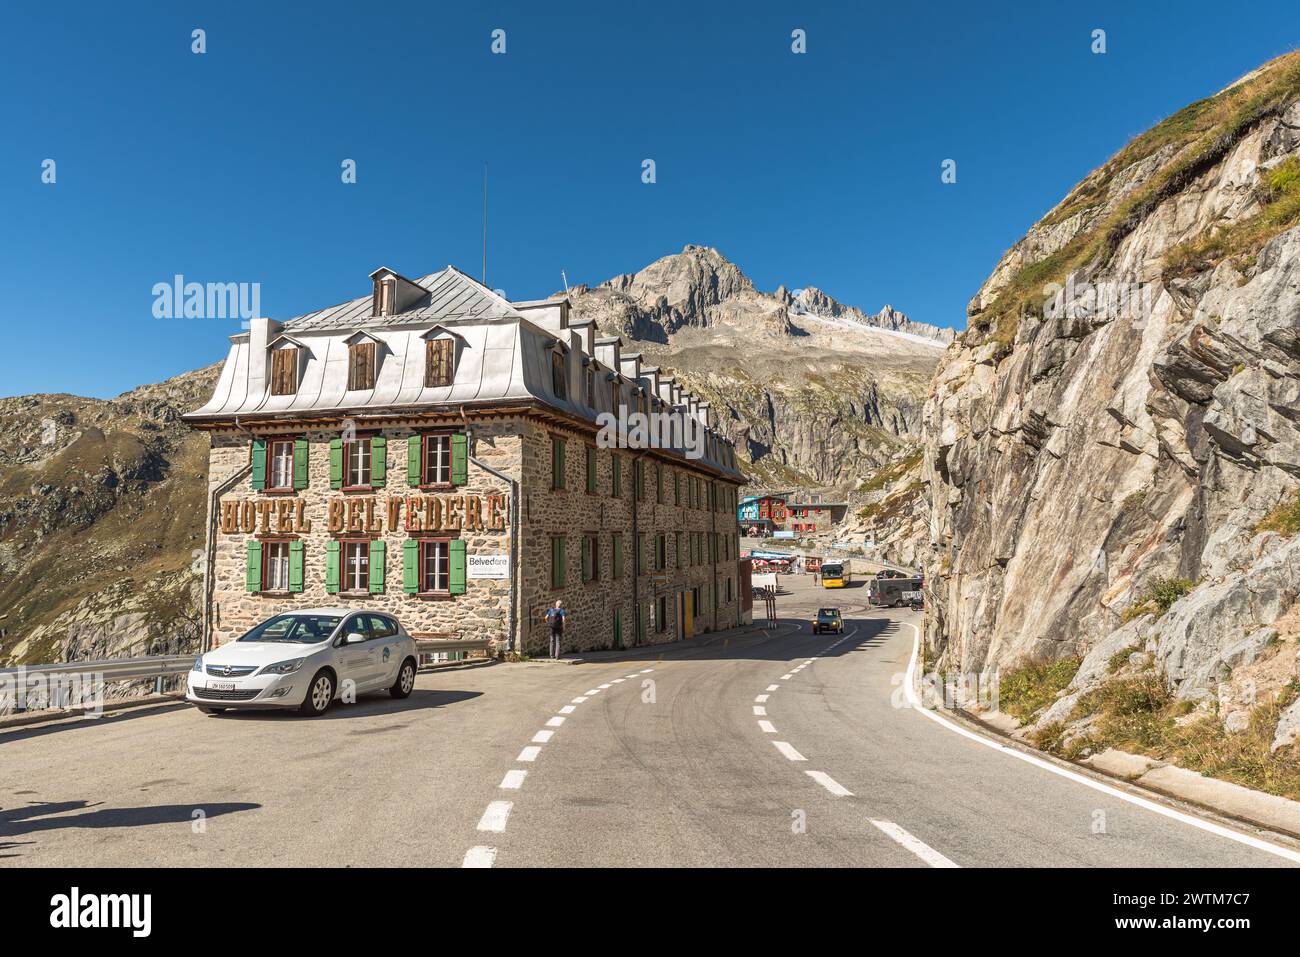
[0,365,220,667]
[923,53,1300,773]
[567,245,949,487]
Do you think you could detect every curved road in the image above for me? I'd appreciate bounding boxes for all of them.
[1,577,1292,867]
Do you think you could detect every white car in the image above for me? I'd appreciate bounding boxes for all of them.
[187,608,419,716]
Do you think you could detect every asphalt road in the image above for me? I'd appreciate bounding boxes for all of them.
[2,576,1294,867]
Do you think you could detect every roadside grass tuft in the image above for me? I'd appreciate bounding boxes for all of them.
[1122,576,1197,622]
[1040,672,1300,799]
[996,656,1082,724]
[1257,490,1300,536]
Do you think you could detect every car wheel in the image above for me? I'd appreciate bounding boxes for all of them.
[390,658,416,699]
[300,670,335,716]
[198,706,226,715]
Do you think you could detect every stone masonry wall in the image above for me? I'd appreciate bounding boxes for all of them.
[206,414,743,655]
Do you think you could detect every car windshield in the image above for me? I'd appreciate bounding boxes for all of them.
[819,609,840,618]
[236,614,343,644]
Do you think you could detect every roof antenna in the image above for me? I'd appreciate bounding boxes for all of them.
[561,270,569,294]
[482,161,488,287]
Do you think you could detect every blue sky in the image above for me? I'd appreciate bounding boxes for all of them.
[2,1,1296,398]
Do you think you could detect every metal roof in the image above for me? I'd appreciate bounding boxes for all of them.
[285,267,519,331]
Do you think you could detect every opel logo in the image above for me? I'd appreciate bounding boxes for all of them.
[222,665,233,676]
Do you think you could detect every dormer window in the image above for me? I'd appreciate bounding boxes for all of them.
[374,278,394,317]
[426,338,454,388]
[267,335,306,396]
[345,331,380,391]
[551,350,567,400]
[584,363,595,408]
[271,348,297,395]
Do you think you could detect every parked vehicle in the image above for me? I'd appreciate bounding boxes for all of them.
[186,609,419,716]
[821,561,852,588]
[876,569,909,580]
[868,576,924,607]
[812,608,843,634]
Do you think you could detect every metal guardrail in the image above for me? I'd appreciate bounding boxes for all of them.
[414,638,491,655]
[0,655,198,691]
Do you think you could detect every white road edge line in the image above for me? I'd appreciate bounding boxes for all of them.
[806,770,853,797]
[901,622,1300,865]
[773,741,807,762]
[477,801,513,833]
[870,819,958,868]
[462,846,497,868]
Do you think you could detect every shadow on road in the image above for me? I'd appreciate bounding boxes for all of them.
[205,688,482,723]
[0,798,260,857]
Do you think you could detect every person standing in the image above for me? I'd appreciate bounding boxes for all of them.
[544,600,567,659]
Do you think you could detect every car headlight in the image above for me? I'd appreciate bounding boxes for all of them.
[262,657,306,676]
[192,655,203,672]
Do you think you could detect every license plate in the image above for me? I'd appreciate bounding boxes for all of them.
[207,681,236,691]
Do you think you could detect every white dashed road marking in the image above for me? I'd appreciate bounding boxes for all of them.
[757,720,777,733]
[753,706,767,716]
[532,729,555,743]
[755,694,769,703]
[766,684,779,692]
[500,770,527,790]
[462,846,497,868]
[559,705,576,714]
[477,801,513,833]
[517,746,541,762]
[546,716,566,727]
[805,770,853,797]
[773,741,806,762]
[870,819,959,868]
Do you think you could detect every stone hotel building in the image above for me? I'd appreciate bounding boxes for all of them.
[184,265,747,654]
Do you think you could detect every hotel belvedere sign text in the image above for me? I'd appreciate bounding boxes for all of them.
[220,493,508,535]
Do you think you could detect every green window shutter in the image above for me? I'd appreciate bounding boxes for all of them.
[329,439,343,490]
[325,540,340,593]
[245,540,262,592]
[407,435,422,487]
[451,433,468,485]
[611,455,622,497]
[250,439,266,490]
[368,539,386,593]
[449,539,466,594]
[371,436,387,487]
[293,439,309,489]
[552,437,565,490]
[551,536,565,589]
[289,540,304,592]
[403,540,419,594]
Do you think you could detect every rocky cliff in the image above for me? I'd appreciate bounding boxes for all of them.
[0,365,220,668]
[567,245,949,487]
[923,53,1300,761]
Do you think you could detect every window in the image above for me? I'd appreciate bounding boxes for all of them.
[345,438,372,488]
[584,364,595,407]
[348,341,375,390]
[656,467,663,504]
[343,541,369,592]
[726,577,733,603]
[657,595,668,633]
[423,434,452,486]
[551,351,567,399]
[586,446,597,494]
[551,436,566,490]
[271,347,298,396]
[374,279,393,316]
[611,533,623,579]
[636,533,645,575]
[582,533,599,583]
[551,536,566,589]
[264,540,290,591]
[368,615,399,639]
[673,471,680,506]
[421,540,450,593]
[425,338,454,388]
[655,534,666,571]
[611,454,622,498]
[268,440,294,490]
